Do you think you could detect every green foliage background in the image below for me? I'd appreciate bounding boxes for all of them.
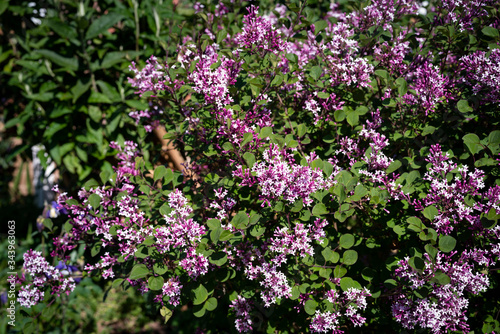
[1,0,499,333]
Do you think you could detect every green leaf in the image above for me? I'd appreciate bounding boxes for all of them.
[396,77,408,96]
[160,306,173,323]
[312,203,328,216]
[129,264,149,280]
[297,123,307,137]
[334,265,347,278]
[193,303,206,317]
[219,230,234,241]
[231,211,249,229]
[407,217,425,232]
[88,193,101,209]
[384,279,397,289]
[217,29,227,44]
[322,247,339,263]
[482,26,499,38]
[423,206,439,221]
[374,69,388,79]
[71,79,92,103]
[241,132,253,147]
[361,267,375,282]
[342,250,358,265]
[205,297,218,311]
[346,111,359,126]
[340,277,360,291]
[192,283,208,305]
[243,152,255,168]
[43,218,53,231]
[457,100,473,113]
[386,160,401,174]
[438,235,456,253]
[0,0,9,15]
[250,225,266,237]
[112,278,124,288]
[339,234,355,249]
[313,20,328,33]
[425,244,439,259]
[259,126,273,139]
[304,299,318,315]
[432,271,451,285]
[488,130,500,145]
[463,133,482,155]
[271,74,284,86]
[102,51,141,69]
[209,252,227,266]
[334,109,346,122]
[408,256,425,271]
[310,66,322,80]
[422,126,436,136]
[89,91,112,104]
[249,214,261,226]
[153,262,168,275]
[148,276,164,291]
[154,165,168,182]
[286,53,298,63]
[86,12,124,40]
[35,49,78,71]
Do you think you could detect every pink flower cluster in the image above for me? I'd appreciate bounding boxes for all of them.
[235,5,286,54]
[230,295,253,333]
[236,144,331,207]
[311,287,371,332]
[403,61,451,115]
[393,252,490,333]
[460,48,500,104]
[18,250,76,308]
[188,45,241,110]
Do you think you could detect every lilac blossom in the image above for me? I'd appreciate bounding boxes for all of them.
[310,310,342,333]
[373,31,411,74]
[440,0,497,31]
[392,252,489,333]
[154,277,183,307]
[349,0,418,31]
[255,263,292,307]
[235,5,286,54]
[460,48,500,104]
[188,45,241,110]
[128,56,182,97]
[18,250,76,308]
[209,187,236,223]
[414,144,488,234]
[230,295,253,333]
[237,144,331,207]
[403,61,451,115]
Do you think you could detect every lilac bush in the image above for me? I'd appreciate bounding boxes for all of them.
[14,0,500,332]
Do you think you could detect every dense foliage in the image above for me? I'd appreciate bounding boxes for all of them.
[3,0,500,333]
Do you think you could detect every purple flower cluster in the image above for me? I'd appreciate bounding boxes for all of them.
[18,250,76,308]
[236,144,331,207]
[414,144,492,234]
[403,61,451,115]
[188,45,241,110]
[310,287,371,333]
[230,295,253,333]
[440,0,497,31]
[235,5,286,54]
[349,0,418,31]
[128,56,183,97]
[460,48,500,104]
[393,252,489,333]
